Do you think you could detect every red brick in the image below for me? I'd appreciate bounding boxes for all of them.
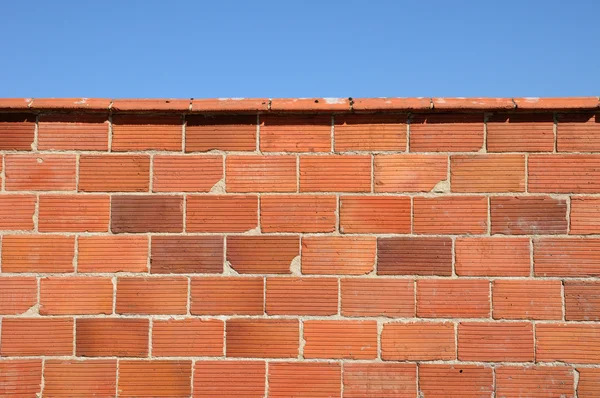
[340,196,410,233]
[1,318,73,356]
[76,318,148,357]
[271,97,349,111]
[112,115,182,151]
[78,235,148,273]
[536,324,600,364]
[5,154,76,191]
[496,366,574,398]
[300,155,371,192]
[529,154,600,193]
[0,114,34,150]
[417,279,490,318]
[433,97,515,110]
[578,368,600,398]
[261,195,336,232]
[414,196,488,234]
[493,280,562,320]
[39,194,110,232]
[377,237,453,276]
[487,114,554,152]
[266,277,338,315]
[418,364,493,398]
[455,237,531,276]
[268,362,341,398]
[458,322,534,361]
[341,278,414,317]
[152,319,224,357]
[1,234,74,272]
[260,115,331,152]
[191,277,264,315]
[111,195,183,233]
[116,277,187,315]
[0,194,35,230]
[227,235,299,274]
[153,155,223,192]
[570,197,600,234]
[44,360,117,397]
[40,277,113,315]
[334,114,407,151]
[343,363,416,398]
[514,97,599,109]
[534,238,600,276]
[118,360,191,397]
[186,115,257,152]
[557,113,600,151]
[410,114,484,152]
[491,196,567,235]
[32,97,110,110]
[191,98,268,112]
[194,361,265,398]
[302,236,376,275]
[381,322,455,360]
[187,195,257,232]
[226,319,298,358]
[351,97,430,111]
[304,320,377,359]
[151,236,223,273]
[0,277,37,315]
[451,154,526,192]
[226,155,296,192]
[374,154,447,192]
[565,281,600,321]
[0,359,42,396]
[79,154,150,192]
[111,98,189,111]
[38,114,109,150]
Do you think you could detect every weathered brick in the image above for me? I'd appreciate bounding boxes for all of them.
[302,236,376,275]
[374,154,447,192]
[343,363,416,398]
[39,194,110,232]
[418,364,493,398]
[414,196,487,234]
[226,235,299,274]
[492,280,562,320]
[187,195,257,232]
[0,277,37,315]
[565,281,600,321]
[578,368,600,398]
[455,237,531,276]
[111,195,183,233]
[377,237,453,276]
[260,115,331,152]
[458,322,534,361]
[153,155,223,192]
[226,155,296,192]
[0,359,42,396]
[300,155,371,192]
[341,278,414,317]
[0,194,36,230]
[417,279,490,318]
[381,322,455,360]
[491,196,567,235]
[410,114,484,152]
[191,277,264,315]
[266,277,338,315]
[340,196,410,233]
[496,366,574,398]
[5,154,76,191]
[79,154,150,192]
[534,238,600,276]
[450,154,526,192]
[303,320,378,359]
[261,195,336,232]
[151,236,223,273]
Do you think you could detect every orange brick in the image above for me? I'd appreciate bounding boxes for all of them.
[410,114,484,152]
[40,277,113,315]
[377,237,453,276]
[343,363,416,398]
[44,360,117,397]
[266,277,338,315]
[341,278,414,317]
[116,277,187,315]
[226,235,299,274]
[0,114,35,150]
[487,113,554,152]
[194,361,265,398]
[191,98,268,112]
[39,194,110,232]
[38,114,109,150]
[451,154,525,192]
[570,197,600,234]
[491,196,567,235]
[302,236,375,275]
[455,237,531,276]
[268,362,341,398]
[334,114,407,151]
[534,238,600,276]
[529,154,600,193]
[0,277,37,315]
[1,234,74,272]
[300,155,371,192]
[0,359,42,396]
[0,194,35,230]
[381,322,455,360]
[112,115,182,151]
[496,366,574,398]
[78,235,148,273]
[578,368,600,398]
[418,364,493,398]
[260,115,331,152]
[152,319,224,357]
[565,281,600,320]
[111,195,183,233]
[76,318,148,357]
[340,196,410,233]
[374,154,447,192]
[5,154,76,191]
[557,113,600,151]
[151,236,223,273]
[186,114,256,152]
[304,320,377,359]
[1,318,73,356]
[226,319,299,358]
[417,279,490,318]
[271,97,349,111]
[226,155,296,192]
[261,195,336,232]
[414,196,487,234]
[118,360,191,397]
[153,155,223,192]
[187,195,257,232]
[536,324,600,364]
[458,322,534,361]
[493,280,562,320]
[79,154,150,192]
[191,277,264,315]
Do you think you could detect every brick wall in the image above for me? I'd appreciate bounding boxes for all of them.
[0,96,599,397]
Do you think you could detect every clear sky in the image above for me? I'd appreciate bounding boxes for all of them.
[1,0,598,98]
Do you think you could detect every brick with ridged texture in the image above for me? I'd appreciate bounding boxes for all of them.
[495,366,574,398]
[340,196,410,233]
[76,318,148,357]
[458,322,534,361]
[455,237,531,276]
[40,277,113,315]
[529,154,600,193]
[341,278,414,317]
[153,155,223,192]
[534,238,600,276]
[418,364,493,398]
[116,277,187,315]
[334,114,407,151]
[377,237,453,276]
[343,363,416,398]
[0,359,42,397]
[5,154,76,191]
[0,277,37,314]
[570,197,600,234]
[226,319,299,358]
[78,235,148,272]
[194,361,266,398]
[302,236,376,275]
[111,115,182,151]
[111,195,183,233]
[266,277,338,315]
[152,319,224,357]
[118,360,192,398]
[491,196,567,235]
[268,362,341,398]
[38,114,109,150]
[0,113,35,150]
[492,280,562,320]
[186,195,257,232]
[557,112,600,151]
[295,322,378,361]
[0,194,35,230]
[374,154,447,192]
[191,277,264,315]
[536,324,600,364]
[261,195,336,233]
[300,155,371,192]
[43,360,117,397]
[79,154,150,192]
[487,113,554,152]
[186,115,256,152]
[450,154,526,193]
[151,236,223,273]
[409,114,484,152]
[578,368,600,398]
[417,279,490,318]
[260,115,331,152]
[414,196,487,234]
[381,322,455,360]
[226,155,297,192]
[1,235,75,272]
[38,194,110,232]
[1,318,74,356]
[565,281,600,320]
[226,235,299,274]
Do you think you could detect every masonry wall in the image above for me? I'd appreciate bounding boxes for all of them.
[0,97,600,397]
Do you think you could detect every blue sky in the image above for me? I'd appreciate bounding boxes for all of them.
[1,0,598,98]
